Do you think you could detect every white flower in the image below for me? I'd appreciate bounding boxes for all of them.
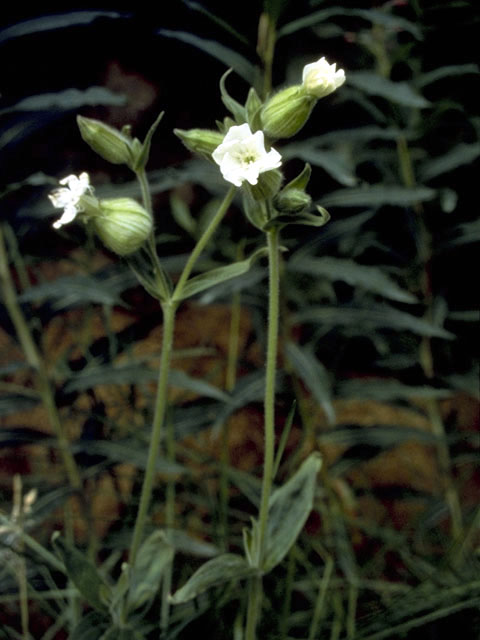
[302,57,346,99]
[212,123,282,187]
[48,172,92,229]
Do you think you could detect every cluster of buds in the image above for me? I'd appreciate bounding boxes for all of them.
[49,56,345,243]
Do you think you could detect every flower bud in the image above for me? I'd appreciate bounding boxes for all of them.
[92,198,152,256]
[302,57,346,99]
[174,128,225,161]
[274,188,312,213]
[77,116,134,166]
[261,86,316,139]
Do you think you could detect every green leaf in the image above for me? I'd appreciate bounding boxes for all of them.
[264,453,322,572]
[295,304,455,339]
[283,148,356,187]
[419,143,480,181]
[174,247,267,301]
[157,29,255,84]
[169,554,256,604]
[278,7,422,39]
[289,257,417,304]
[283,163,312,192]
[285,343,335,425]
[70,612,109,640]
[170,193,196,235]
[170,369,231,403]
[416,63,479,88]
[219,68,247,123]
[347,72,431,108]
[51,533,111,612]
[0,87,126,115]
[0,11,128,44]
[18,274,124,308]
[133,110,164,171]
[101,627,146,640]
[127,531,174,613]
[320,185,436,208]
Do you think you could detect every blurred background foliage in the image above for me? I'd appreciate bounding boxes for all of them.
[0,1,479,638]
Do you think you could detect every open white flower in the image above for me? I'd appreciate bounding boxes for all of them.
[48,172,92,229]
[212,124,282,187]
[302,57,346,99]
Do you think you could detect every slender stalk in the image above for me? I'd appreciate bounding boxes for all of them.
[257,227,280,562]
[172,186,236,301]
[129,185,235,563]
[129,299,176,564]
[161,415,176,634]
[245,226,281,639]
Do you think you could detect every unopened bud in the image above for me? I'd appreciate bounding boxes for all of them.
[174,128,225,161]
[77,116,134,166]
[92,198,152,256]
[274,188,312,213]
[261,86,315,139]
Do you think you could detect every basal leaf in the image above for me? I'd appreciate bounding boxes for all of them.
[264,453,322,572]
[69,612,109,640]
[170,369,231,403]
[51,533,111,612]
[169,554,255,604]
[127,531,174,613]
[416,64,479,88]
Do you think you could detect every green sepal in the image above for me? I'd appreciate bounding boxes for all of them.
[283,163,312,192]
[51,532,111,613]
[220,69,247,124]
[264,204,330,231]
[241,192,269,230]
[132,110,164,171]
[245,87,263,131]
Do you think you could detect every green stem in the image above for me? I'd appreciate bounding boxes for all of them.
[257,227,280,562]
[129,299,176,564]
[245,227,281,639]
[172,186,236,301]
[129,186,235,563]
[136,168,171,299]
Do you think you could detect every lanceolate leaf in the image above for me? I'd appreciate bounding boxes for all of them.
[127,531,174,613]
[0,11,129,44]
[0,88,126,115]
[285,343,335,425]
[169,554,256,604]
[289,257,416,304]
[295,305,454,339]
[347,72,431,108]
[157,29,255,84]
[51,533,111,612]
[264,453,322,572]
[419,143,480,181]
[321,185,436,208]
[174,248,267,301]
